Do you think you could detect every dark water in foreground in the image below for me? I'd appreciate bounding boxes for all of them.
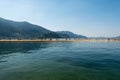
[0,42,120,80]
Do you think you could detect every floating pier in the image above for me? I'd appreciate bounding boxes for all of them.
[0,38,120,42]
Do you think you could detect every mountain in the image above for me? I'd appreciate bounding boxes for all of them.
[0,17,60,39]
[0,17,87,39]
[56,31,87,38]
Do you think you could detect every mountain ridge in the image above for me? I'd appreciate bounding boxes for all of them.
[0,17,60,38]
[0,17,87,39]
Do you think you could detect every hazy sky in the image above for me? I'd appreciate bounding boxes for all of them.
[0,0,120,37]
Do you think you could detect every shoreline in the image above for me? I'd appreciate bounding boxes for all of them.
[0,38,120,42]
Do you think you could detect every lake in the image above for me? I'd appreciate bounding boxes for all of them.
[0,42,120,80]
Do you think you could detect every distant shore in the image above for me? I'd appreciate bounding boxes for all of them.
[0,38,120,42]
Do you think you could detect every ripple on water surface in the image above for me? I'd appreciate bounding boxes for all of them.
[0,42,120,80]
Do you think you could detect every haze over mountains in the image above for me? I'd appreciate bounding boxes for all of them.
[0,18,87,39]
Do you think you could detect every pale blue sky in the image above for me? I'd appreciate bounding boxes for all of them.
[0,0,120,37]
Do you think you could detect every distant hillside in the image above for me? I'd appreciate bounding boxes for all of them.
[56,31,87,38]
[0,18,59,39]
[0,18,87,39]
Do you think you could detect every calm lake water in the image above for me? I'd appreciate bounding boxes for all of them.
[0,42,120,80]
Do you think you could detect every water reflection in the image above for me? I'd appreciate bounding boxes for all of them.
[0,42,49,55]
[0,42,73,62]
[0,42,120,80]
[0,42,51,63]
